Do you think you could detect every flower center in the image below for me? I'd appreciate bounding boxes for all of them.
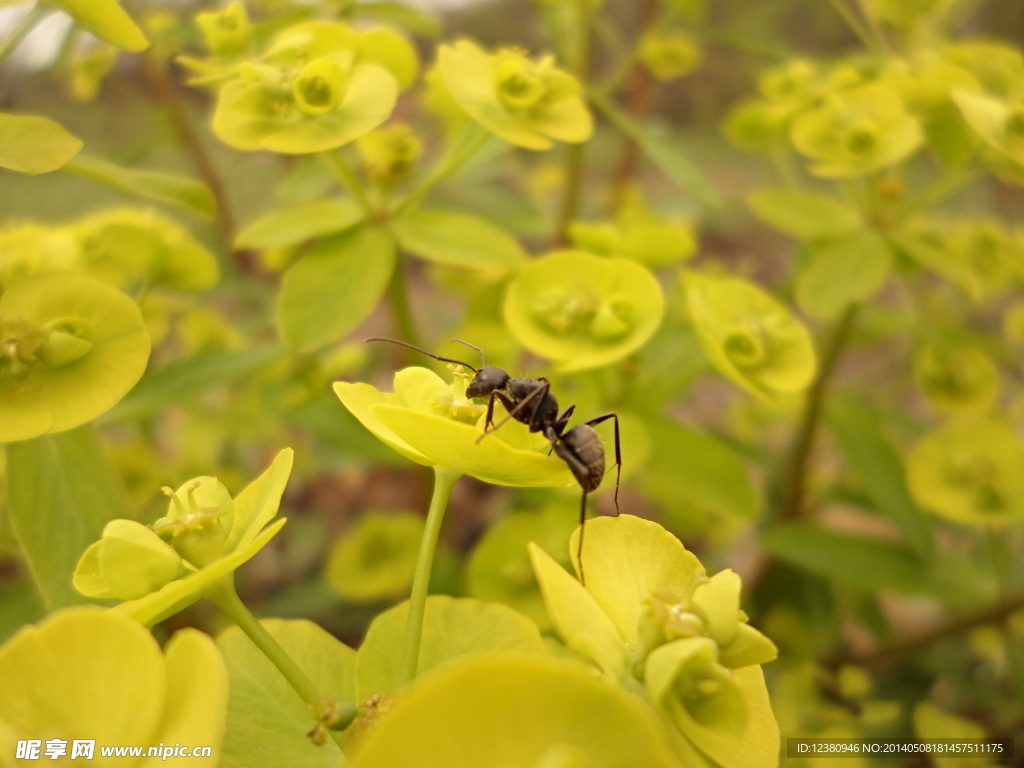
[293,58,348,116]
[496,58,546,110]
[723,325,766,368]
[843,120,880,156]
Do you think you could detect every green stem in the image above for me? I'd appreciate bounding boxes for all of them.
[556,143,586,244]
[779,304,859,521]
[323,150,376,219]
[826,0,879,53]
[394,123,490,219]
[399,466,462,686]
[0,5,52,67]
[206,577,348,751]
[387,256,420,348]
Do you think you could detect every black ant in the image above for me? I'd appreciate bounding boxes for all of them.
[367,337,621,583]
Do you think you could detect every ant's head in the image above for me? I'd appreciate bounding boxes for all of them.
[466,366,511,398]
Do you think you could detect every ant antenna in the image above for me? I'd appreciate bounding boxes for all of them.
[450,339,486,368]
[365,337,477,372]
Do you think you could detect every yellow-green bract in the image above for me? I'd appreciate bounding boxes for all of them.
[907,419,1024,526]
[0,607,226,768]
[529,515,779,768]
[210,20,416,153]
[348,654,683,768]
[913,346,1000,417]
[55,0,149,53]
[0,273,150,443]
[437,40,593,150]
[504,250,665,372]
[685,272,816,399]
[334,366,574,487]
[73,449,294,625]
[791,83,923,177]
[638,30,703,81]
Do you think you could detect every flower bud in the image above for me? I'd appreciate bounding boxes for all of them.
[293,58,348,116]
[196,1,253,57]
[691,569,743,648]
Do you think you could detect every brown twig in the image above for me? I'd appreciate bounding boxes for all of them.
[608,0,659,211]
[778,304,859,520]
[141,52,255,274]
[825,592,1024,672]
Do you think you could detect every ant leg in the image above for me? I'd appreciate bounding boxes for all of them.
[483,390,503,432]
[475,379,551,444]
[583,413,622,515]
[548,404,576,455]
[577,489,589,586]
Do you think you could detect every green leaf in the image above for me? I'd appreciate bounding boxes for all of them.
[101,345,285,423]
[354,595,545,701]
[391,209,527,272]
[217,619,354,768]
[642,419,759,521]
[746,189,860,241]
[6,424,131,609]
[826,401,934,557]
[0,114,82,175]
[761,524,995,606]
[234,199,365,250]
[63,154,216,220]
[277,226,396,353]
[593,97,720,207]
[795,231,893,319]
[56,0,148,51]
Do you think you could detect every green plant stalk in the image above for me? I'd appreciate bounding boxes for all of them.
[826,0,878,53]
[206,576,348,751]
[779,304,859,520]
[387,257,421,348]
[0,5,52,67]
[399,465,462,685]
[323,150,376,219]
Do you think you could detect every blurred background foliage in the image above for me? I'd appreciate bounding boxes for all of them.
[2,0,1024,761]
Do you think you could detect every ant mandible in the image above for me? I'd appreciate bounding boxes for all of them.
[367,337,622,584]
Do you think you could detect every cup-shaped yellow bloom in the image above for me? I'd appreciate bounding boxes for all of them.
[913,346,999,417]
[438,40,593,150]
[213,56,397,154]
[529,515,779,768]
[0,273,150,443]
[73,449,294,626]
[685,272,816,399]
[504,251,665,371]
[638,31,703,81]
[907,419,1024,526]
[0,607,226,768]
[348,654,682,768]
[196,1,253,58]
[334,366,573,487]
[74,208,220,292]
[791,84,923,177]
[894,218,1022,302]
